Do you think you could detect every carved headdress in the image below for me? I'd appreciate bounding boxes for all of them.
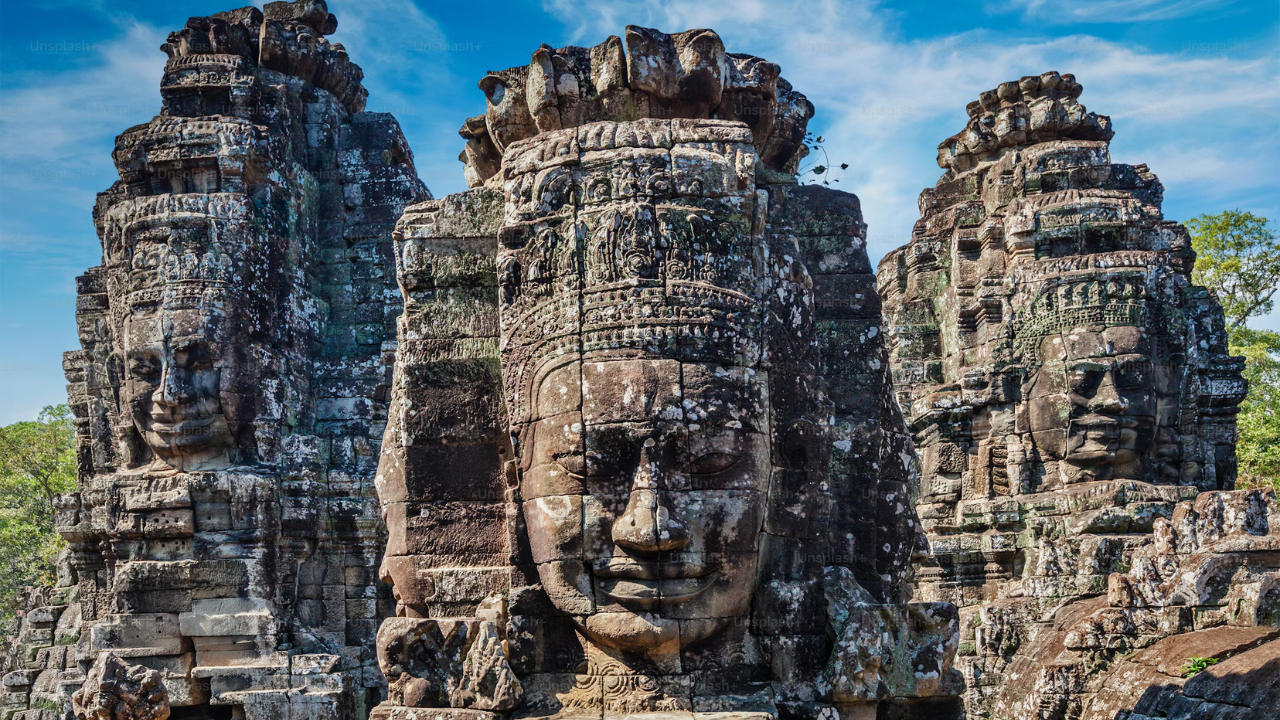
[100,194,258,321]
[459,26,815,188]
[496,119,768,428]
[1009,264,1188,364]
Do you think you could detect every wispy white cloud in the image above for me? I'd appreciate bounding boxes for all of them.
[327,0,471,192]
[1,1,1273,264]
[0,20,166,214]
[993,0,1241,24]
[0,15,161,423]
[325,0,452,109]
[538,0,1280,261]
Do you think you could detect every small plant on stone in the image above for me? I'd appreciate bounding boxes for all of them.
[1180,656,1219,677]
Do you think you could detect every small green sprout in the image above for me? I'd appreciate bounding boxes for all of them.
[1181,656,1219,677]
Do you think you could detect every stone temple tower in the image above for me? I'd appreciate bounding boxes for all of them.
[4,2,427,719]
[372,25,964,720]
[876,73,1267,719]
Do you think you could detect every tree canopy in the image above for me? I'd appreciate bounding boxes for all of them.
[1188,210,1280,329]
[1230,327,1280,488]
[0,405,77,628]
[1188,211,1280,489]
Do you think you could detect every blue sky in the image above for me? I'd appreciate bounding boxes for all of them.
[1,0,1277,423]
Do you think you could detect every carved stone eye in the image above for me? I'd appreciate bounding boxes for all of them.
[691,452,740,475]
[1067,365,1104,393]
[128,356,160,382]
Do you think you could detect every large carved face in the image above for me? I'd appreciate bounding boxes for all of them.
[122,307,234,471]
[1025,325,1162,482]
[521,357,769,654]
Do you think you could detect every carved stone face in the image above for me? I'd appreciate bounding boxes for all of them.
[122,308,234,471]
[521,357,769,654]
[1025,325,1160,482]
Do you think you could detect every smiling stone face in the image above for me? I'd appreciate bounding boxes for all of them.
[105,198,260,473]
[486,115,793,669]
[1008,272,1190,487]
[378,100,948,716]
[122,308,235,471]
[1025,324,1166,482]
[520,358,769,652]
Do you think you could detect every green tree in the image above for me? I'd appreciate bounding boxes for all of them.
[0,405,77,628]
[1188,210,1280,329]
[1188,211,1280,489]
[1231,327,1280,488]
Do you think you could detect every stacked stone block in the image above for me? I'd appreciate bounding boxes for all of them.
[994,488,1280,718]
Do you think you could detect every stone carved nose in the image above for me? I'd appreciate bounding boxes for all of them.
[612,444,689,553]
[155,360,192,406]
[1089,370,1128,414]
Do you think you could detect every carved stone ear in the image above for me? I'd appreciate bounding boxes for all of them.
[526,48,561,132]
[479,75,507,106]
[776,419,826,471]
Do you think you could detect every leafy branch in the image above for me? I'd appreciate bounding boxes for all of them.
[1188,210,1280,330]
[0,405,77,631]
[798,132,849,186]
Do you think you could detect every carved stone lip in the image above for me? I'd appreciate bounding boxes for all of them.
[595,571,719,608]
[1066,449,1119,464]
[148,415,215,435]
[1067,449,1142,466]
[1068,415,1144,464]
[592,558,710,580]
[1072,414,1140,429]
